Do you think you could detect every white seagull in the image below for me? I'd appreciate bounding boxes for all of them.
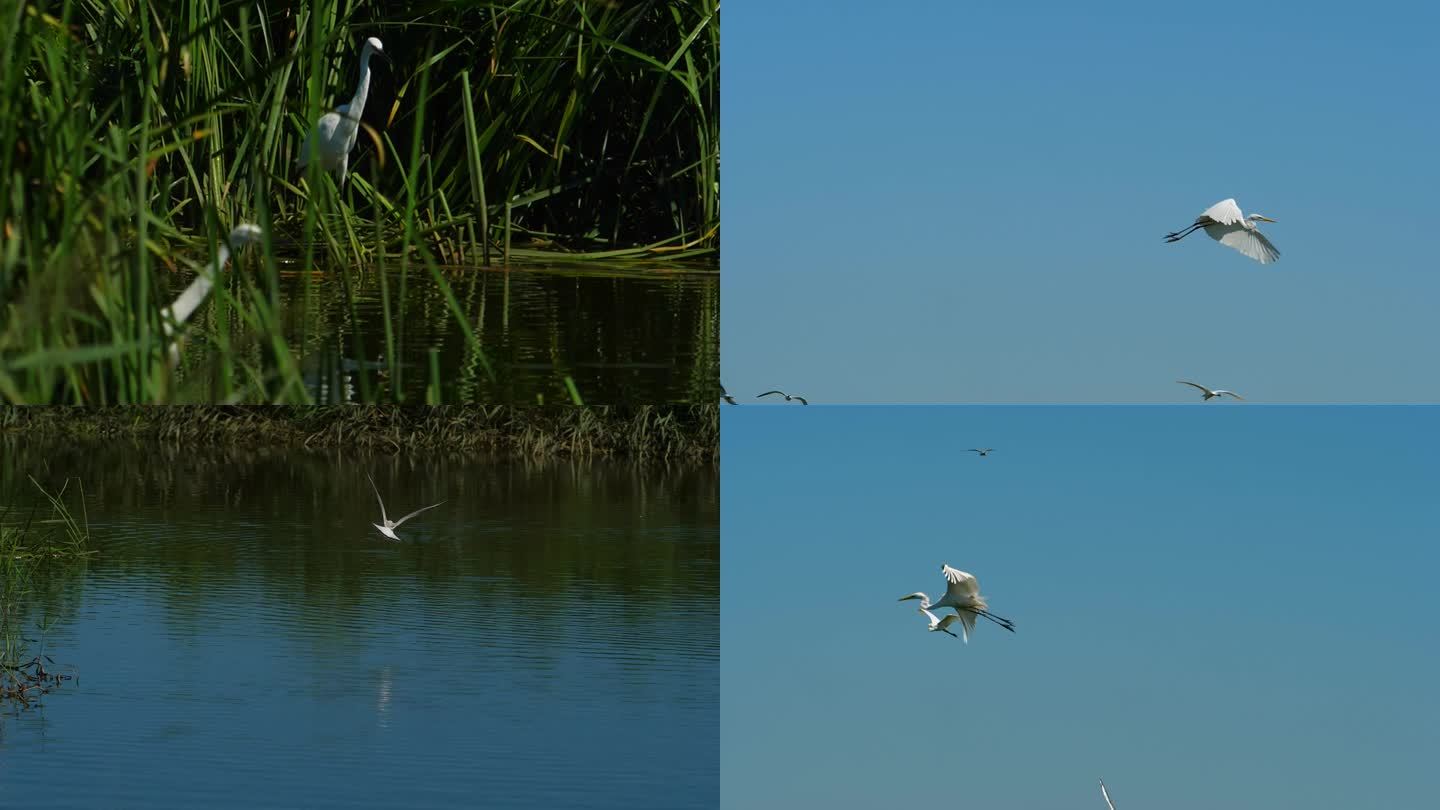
[898,564,1015,642]
[1164,198,1279,264]
[918,607,966,640]
[1100,779,1117,810]
[365,473,445,541]
[1176,380,1244,401]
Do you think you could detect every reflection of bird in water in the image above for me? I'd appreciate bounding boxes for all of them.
[968,448,994,457]
[757,390,807,405]
[1164,198,1279,264]
[1177,380,1243,401]
[162,224,265,368]
[897,564,1015,642]
[720,384,736,405]
[365,473,445,541]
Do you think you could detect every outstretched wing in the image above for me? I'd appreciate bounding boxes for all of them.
[919,607,941,626]
[392,500,446,528]
[1176,380,1210,394]
[792,396,808,405]
[936,612,975,643]
[1215,390,1245,400]
[1200,198,1244,226]
[1100,779,1117,810]
[942,565,980,601]
[365,473,388,523]
[757,390,785,399]
[1214,226,1280,264]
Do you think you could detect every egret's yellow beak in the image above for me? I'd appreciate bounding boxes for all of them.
[1255,215,1277,223]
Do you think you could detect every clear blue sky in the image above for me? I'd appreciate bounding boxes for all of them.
[721,1,1440,402]
[721,406,1439,808]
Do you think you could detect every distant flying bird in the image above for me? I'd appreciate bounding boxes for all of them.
[1177,380,1244,401]
[757,390,808,405]
[968,448,994,457]
[366,473,445,541]
[1100,779,1117,810]
[720,384,736,405]
[1164,198,1279,264]
[918,607,965,639]
[898,564,1015,642]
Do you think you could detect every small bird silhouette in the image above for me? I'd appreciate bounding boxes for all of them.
[757,390,808,405]
[968,448,994,457]
[1177,380,1244,401]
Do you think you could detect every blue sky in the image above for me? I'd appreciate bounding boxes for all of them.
[721,1,1440,402]
[721,406,1439,808]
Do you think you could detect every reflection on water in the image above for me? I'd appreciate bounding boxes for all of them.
[0,439,718,808]
[170,260,718,404]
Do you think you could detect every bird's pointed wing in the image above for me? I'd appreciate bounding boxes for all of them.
[392,500,446,528]
[366,474,388,523]
[756,391,785,399]
[942,565,980,600]
[1201,198,1245,225]
[1100,780,1116,810]
[919,607,941,625]
[1209,225,1280,264]
[938,612,975,643]
[793,396,808,405]
[1215,390,1245,400]
[1176,381,1211,394]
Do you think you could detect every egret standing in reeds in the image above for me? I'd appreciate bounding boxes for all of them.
[898,564,1015,642]
[366,473,445,542]
[160,223,264,367]
[757,390,807,405]
[1164,198,1279,264]
[1177,380,1244,401]
[298,37,386,189]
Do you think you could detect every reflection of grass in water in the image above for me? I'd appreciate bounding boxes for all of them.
[1,478,90,709]
[0,405,718,461]
[0,1,719,404]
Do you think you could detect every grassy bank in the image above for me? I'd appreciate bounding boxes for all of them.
[0,1,719,403]
[0,404,719,461]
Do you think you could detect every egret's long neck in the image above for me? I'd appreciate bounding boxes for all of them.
[349,49,374,120]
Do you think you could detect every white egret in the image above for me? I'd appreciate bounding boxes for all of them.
[757,390,808,405]
[1100,779,1117,810]
[918,607,966,640]
[1176,380,1244,401]
[968,448,994,457]
[1164,198,1279,264]
[298,37,386,189]
[365,473,445,541]
[160,223,264,367]
[898,564,1015,640]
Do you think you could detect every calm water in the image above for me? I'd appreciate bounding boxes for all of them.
[0,439,718,808]
[169,260,718,404]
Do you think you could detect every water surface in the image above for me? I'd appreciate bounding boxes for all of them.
[0,439,718,808]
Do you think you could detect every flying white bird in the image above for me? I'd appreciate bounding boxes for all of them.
[298,37,386,188]
[898,564,1015,641]
[1176,380,1244,401]
[160,223,265,367]
[918,607,967,639]
[1164,198,1279,264]
[365,473,445,541]
[720,384,737,405]
[968,448,994,457]
[1100,779,1117,810]
[757,390,808,405]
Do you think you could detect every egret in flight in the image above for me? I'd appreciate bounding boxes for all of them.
[1164,198,1279,264]
[968,448,994,457]
[1177,380,1244,401]
[918,607,966,639]
[757,390,808,405]
[898,564,1015,642]
[298,37,386,188]
[160,223,264,367]
[366,473,444,541]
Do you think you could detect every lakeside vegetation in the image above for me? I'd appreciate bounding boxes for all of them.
[0,404,719,461]
[0,1,719,403]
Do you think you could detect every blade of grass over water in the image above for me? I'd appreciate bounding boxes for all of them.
[0,1,719,403]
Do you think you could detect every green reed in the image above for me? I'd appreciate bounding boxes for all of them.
[0,0,719,403]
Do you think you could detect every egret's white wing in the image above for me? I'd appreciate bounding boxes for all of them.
[919,607,942,627]
[298,111,343,169]
[937,612,975,643]
[1210,225,1280,264]
[1200,198,1245,226]
[365,474,388,523]
[392,500,445,528]
[942,565,980,600]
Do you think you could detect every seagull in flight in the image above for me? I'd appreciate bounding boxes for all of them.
[1100,779,1117,810]
[757,390,808,405]
[898,564,1015,642]
[968,448,994,457]
[1164,198,1280,264]
[366,473,445,541]
[720,384,737,405]
[918,607,966,639]
[1177,380,1244,401]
